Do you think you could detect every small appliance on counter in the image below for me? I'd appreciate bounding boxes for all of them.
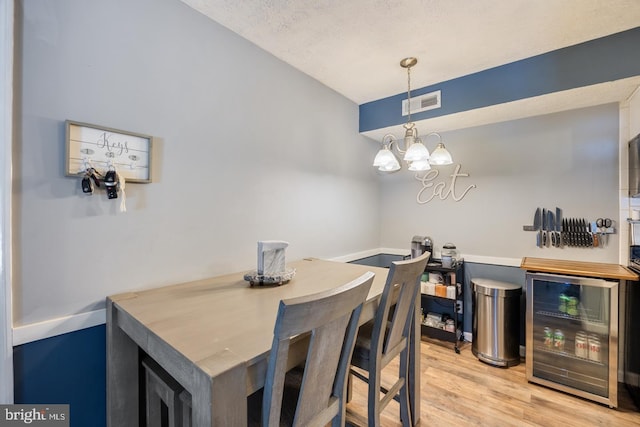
[441,243,458,268]
[411,235,433,258]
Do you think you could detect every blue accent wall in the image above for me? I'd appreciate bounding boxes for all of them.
[13,325,106,427]
[360,26,640,132]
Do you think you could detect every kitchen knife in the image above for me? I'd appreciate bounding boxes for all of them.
[541,208,548,247]
[579,218,585,247]
[555,207,563,248]
[591,221,599,247]
[534,208,541,230]
[534,208,543,247]
[570,218,576,247]
[585,218,593,247]
[523,207,541,231]
[548,210,556,247]
[583,219,590,247]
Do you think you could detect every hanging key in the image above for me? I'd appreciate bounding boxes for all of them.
[104,170,119,199]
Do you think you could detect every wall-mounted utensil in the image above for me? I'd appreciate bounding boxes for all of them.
[555,207,563,248]
[523,207,542,231]
[541,208,548,247]
[584,219,593,247]
[548,210,556,247]
[591,221,600,247]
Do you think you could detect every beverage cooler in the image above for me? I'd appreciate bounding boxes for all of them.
[526,272,618,407]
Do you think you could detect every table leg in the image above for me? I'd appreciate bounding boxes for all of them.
[192,350,248,426]
[106,299,139,427]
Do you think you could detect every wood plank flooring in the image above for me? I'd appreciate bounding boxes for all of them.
[346,338,640,426]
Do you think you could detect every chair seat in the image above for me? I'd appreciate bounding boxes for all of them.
[351,320,391,371]
[247,367,304,427]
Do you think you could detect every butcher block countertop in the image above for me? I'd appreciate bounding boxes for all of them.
[520,257,639,281]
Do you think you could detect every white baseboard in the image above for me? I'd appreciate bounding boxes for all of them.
[330,248,521,267]
[12,309,106,346]
[10,249,519,346]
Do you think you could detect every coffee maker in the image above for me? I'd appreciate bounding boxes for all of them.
[411,235,433,258]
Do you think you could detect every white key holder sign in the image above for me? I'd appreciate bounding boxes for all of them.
[65,120,153,183]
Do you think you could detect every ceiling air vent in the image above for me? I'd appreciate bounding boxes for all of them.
[402,90,441,116]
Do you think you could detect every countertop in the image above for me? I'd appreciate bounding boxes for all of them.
[520,257,639,281]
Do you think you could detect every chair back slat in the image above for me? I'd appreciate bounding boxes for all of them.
[375,253,430,359]
[262,271,375,427]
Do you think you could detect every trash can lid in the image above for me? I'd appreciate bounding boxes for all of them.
[472,278,522,297]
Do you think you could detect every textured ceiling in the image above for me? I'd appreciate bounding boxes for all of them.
[180,0,640,105]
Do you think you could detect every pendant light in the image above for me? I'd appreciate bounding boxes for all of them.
[372,57,453,172]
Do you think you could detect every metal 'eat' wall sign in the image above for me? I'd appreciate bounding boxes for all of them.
[414,164,476,203]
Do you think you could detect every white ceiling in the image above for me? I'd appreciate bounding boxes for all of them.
[181,0,640,103]
[179,0,640,136]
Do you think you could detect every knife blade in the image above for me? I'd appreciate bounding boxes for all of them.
[548,210,555,247]
[523,207,541,231]
[578,218,584,247]
[541,208,548,247]
[591,221,599,247]
[570,218,575,246]
[555,207,563,248]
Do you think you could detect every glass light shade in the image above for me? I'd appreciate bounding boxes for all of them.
[408,160,431,171]
[403,141,430,162]
[373,148,400,171]
[373,147,398,168]
[378,160,401,172]
[429,143,453,165]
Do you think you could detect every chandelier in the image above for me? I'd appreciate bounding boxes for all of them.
[373,57,453,172]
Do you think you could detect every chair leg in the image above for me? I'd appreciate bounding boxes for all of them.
[368,363,381,427]
[398,349,412,427]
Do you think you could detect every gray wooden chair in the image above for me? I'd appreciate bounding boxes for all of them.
[348,252,430,427]
[247,271,375,427]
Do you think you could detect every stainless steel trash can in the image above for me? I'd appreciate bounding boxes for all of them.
[472,278,522,367]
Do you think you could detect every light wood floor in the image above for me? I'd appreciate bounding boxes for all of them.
[346,338,640,426]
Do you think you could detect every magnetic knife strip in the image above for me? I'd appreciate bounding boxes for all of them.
[522,207,615,248]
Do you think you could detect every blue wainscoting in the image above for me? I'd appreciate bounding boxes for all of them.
[13,325,106,427]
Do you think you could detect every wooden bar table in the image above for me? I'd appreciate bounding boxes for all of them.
[107,257,422,426]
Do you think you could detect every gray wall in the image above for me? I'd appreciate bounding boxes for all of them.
[464,262,526,341]
[14,0,380,326]
[378,104,620,262]
[13,0,624,330]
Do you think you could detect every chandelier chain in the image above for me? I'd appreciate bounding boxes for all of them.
[406,65,412,125]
